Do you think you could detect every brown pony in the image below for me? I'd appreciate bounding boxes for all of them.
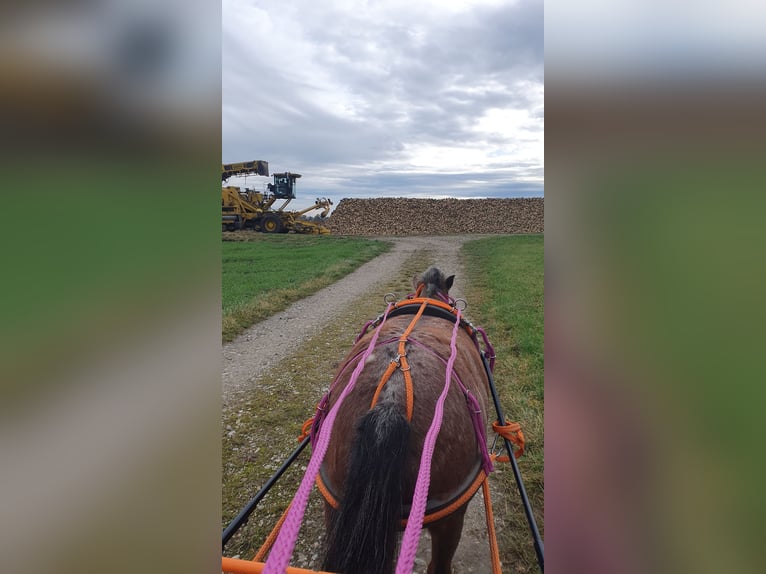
[320,267,491,574]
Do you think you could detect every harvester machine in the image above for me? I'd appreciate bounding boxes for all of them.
[221,162,333,234]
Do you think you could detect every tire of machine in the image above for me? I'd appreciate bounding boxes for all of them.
[261,214,283,233]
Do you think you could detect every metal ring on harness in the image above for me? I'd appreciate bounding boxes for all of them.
[384,292,398,304]
[454,298,467,311]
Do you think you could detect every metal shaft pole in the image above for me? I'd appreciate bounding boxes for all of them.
[222,436,311,549]
[482,353,545,572]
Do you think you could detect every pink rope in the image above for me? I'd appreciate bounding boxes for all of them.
[466,391,494,474]
[354,318,376,342]
[309,392,329,443]
[263,303,393,574]
[394,308,462,574]
[406,337,494,474]
[474,325,496,372]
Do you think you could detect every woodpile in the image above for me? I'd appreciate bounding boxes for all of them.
[327,197,544,235]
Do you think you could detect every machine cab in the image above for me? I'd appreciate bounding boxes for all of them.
[268,172,301,199]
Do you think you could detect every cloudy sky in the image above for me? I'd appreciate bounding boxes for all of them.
[223,0,543,210]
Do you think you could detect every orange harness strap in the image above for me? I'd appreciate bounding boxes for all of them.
[297,418,313,443]
[482,477,503,574]
[369,298,429,421]
[316,469,486,527]
[414,470,485,526]
[223,556,334,574]
[369,361,398,412]
[492,420,526,461]
[252,502,292,562]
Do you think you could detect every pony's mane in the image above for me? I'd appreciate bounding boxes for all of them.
[416,267,455,298]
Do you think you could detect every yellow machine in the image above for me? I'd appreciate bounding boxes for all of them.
[221,161,332,234]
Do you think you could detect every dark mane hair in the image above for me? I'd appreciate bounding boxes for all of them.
[414,266,455,298]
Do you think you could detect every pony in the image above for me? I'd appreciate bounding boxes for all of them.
[319,267,491,574]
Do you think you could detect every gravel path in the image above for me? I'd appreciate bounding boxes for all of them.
[223,234,503,573]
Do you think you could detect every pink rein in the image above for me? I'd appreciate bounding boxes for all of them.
[263,303,393,574]
[394,307,462,574]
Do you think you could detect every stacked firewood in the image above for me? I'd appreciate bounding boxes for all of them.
[326,197,544,235]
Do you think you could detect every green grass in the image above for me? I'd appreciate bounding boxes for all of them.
[222,234,390,341]
[462,234,544,571]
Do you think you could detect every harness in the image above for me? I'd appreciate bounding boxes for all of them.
[313,291,497,528]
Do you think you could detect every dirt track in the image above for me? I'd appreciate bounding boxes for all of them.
[223,235,505,573]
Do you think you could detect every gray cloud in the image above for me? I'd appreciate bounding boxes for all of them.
[223,0,543,210]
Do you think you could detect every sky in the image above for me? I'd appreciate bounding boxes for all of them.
[222,0,543,211]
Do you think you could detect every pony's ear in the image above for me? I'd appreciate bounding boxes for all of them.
[412,273,422,289]
[445,275,455,292]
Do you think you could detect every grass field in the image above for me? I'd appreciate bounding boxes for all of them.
[222,235,390,341]
[462,234,544,571]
